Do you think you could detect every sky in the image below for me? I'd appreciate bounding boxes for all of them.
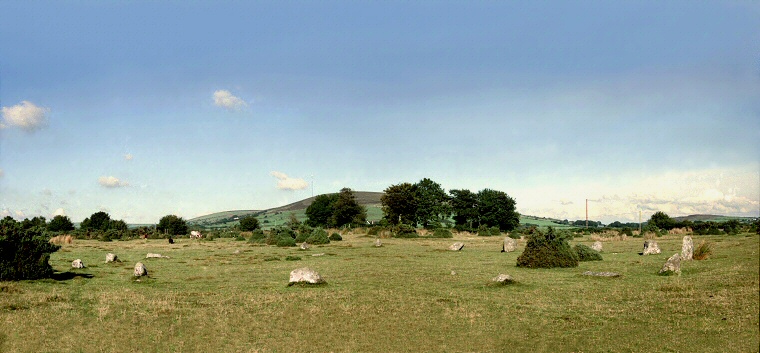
[1,1,758,224]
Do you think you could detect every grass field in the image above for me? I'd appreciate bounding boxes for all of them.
[1,232,758,352]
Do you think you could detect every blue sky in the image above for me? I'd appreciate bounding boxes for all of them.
[1,1,758,224]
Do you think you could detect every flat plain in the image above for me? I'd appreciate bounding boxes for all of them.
[1,232,758,352]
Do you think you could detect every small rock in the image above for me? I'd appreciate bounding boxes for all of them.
[288,267,326,286]
[591,241,603,252]
[374,239,383,247]
[134,262,148,277]
[105,253,118,263]
[449,242,464,251]
[501,237,516,252]
[71,259,85,269]
[582,271,620,277]
[659,253,682,275]
[233,249,240,254]
[450,270,457,276]
[642,241,661,255]
[681,236,693,261]
[312,253,325,257]
[146,253,169,259]
[300,243,310,250]
[491,274,515,284]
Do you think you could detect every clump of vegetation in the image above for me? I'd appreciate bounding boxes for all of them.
[429,228,453,238]
[516,227,579,268]
[263,256,280,261]
[234,235,246,241]
[285,256,301,261]
[276,237,296,247]
[693,240,714,260]
[248,229,266,244]
[306,228,330,245]
[328,232,343,241]
[392,224,418,238]
[0,218,61,281]
[573,244,603,261]
[367,226,382,236]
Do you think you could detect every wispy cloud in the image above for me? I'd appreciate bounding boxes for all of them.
[213,90,247,111]
[98,176,129,188]
[270,171,308,191]
[1,101,50,132]
[125,153,134,161]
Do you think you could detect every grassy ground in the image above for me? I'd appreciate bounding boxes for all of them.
[1,232,757,352]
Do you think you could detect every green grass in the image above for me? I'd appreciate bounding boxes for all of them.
[1,233,757,352]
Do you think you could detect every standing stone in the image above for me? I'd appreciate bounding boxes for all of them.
[502,237,516,252]
[659,254,682,275]
[449,242,465,251]
[288,267,326,286]
[374,239,383,247]
[491,274,515,284]
[591,241,603,252]
[146,253,169,259]
[105,253,118,263]
[299,242,310,250]
[134,262,148,277]
[642,241,661,255]
[681,236,693,261]
[71,259,85,269]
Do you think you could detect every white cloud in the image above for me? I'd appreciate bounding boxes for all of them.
[98,176,129,188]
[1,101,50,132]
[213,90,247,111]
[52,208,66,217]
[125,153,134,161]
[270,171,308,191]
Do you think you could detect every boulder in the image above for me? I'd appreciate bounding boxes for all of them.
[591,241,603,252]
[288,267,326,286]
[146,253,169,259]
[491,274,515,284]
[582,271,620,277]
[449,242,465,251]
[501,237,516,252]
[299,242,310,250]
[105,253,118,263]
[71,259,85,269]
[681,236,693,261]
[642,241,661,255]
[659,253,682,275]
[374,239,383,247]
[134,262,148,277]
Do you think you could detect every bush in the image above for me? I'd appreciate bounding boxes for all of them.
[0,220,61,281]
[295,229,310,243]
[276,237,296,247]
[306,228,330,245]
[234,235,246,241]
[489,226,501,236]
[285,256,301,261]
[516,227,579,268]
[248,229,266,243]
[392,224,418,238]
[693,240,714,260]
[367,226,382,236]
[329,233,343,241]
[573,244,603,261]
[429,228,453,238]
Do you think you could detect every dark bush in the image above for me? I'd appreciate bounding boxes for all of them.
[276,237,296,247]
[429,228,453,238]
[516,227,578,268]
[573,244,603,261]
[285,256,301,261]
[248,229,266,243]
[234,235,246,241]
[306,228,330,245]
[392,224,418,238]
[489,226,501,236]
[367,226,382,236]
[329,233,343,241]
[0,220,61,281]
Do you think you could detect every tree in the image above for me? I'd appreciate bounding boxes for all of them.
[450,189,479,229]
[413,178,451,229]
[157,215,188,236]
[648,211,675,230]
[477,188,520,231]
[21,216,47,230]
[109,219,129,232]
[48,215,75,232]
[239,215,261,231]
[81,211,111,231]
[305,193,339,227]
[381,183,417,225]
[331,188,367,227]
[1,220,60,280]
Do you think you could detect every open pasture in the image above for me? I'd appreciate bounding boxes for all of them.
[1,233,758,352]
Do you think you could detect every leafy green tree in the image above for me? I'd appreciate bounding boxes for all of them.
[331,188,367,227]
[414,178,451,229]
[305,193,339,227]
[157,215,188,236]
[477,188,520,231]
[450,189,479,229]
[239,215,261,231]
[81,211,111,231]
[109,219,129,232]
[381,183,417,225]
[48,215,75,232]
[648,211,675,230]
[21,216,47,230]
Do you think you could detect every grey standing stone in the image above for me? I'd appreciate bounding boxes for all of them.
[288,267,326,286]
[491,274,515,284]
[374,239,383,247]
[659,253,682,275]
[642,241,661,255]
[105,253,118,263]
[299,243,310,250]
[71,259,85,269]
[134,262,148,277]
[449,242,465,251]
[681,236,693,261]
[146,253,169,259]
[591,241,603,252]
[502,237,516,252]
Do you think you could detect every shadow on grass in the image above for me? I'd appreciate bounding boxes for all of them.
[51,271,95,281]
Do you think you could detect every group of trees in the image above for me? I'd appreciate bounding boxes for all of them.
[305,188,367,228]
[381,178,520,231]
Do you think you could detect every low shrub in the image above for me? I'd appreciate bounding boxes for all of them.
[367,226,382,236]
[489,226,501,236]
[693,240,714,260]
[306,228,330,245]
[234,235,246,241]
[328,233,342,241]
[429,228,453,238]
[393,224,418,238]
[516,227,579,268]
[285,256,301,261]
[248,229,266,243]
[276,237,296,247]
[573,244,603,261]
[0,222,60,281]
